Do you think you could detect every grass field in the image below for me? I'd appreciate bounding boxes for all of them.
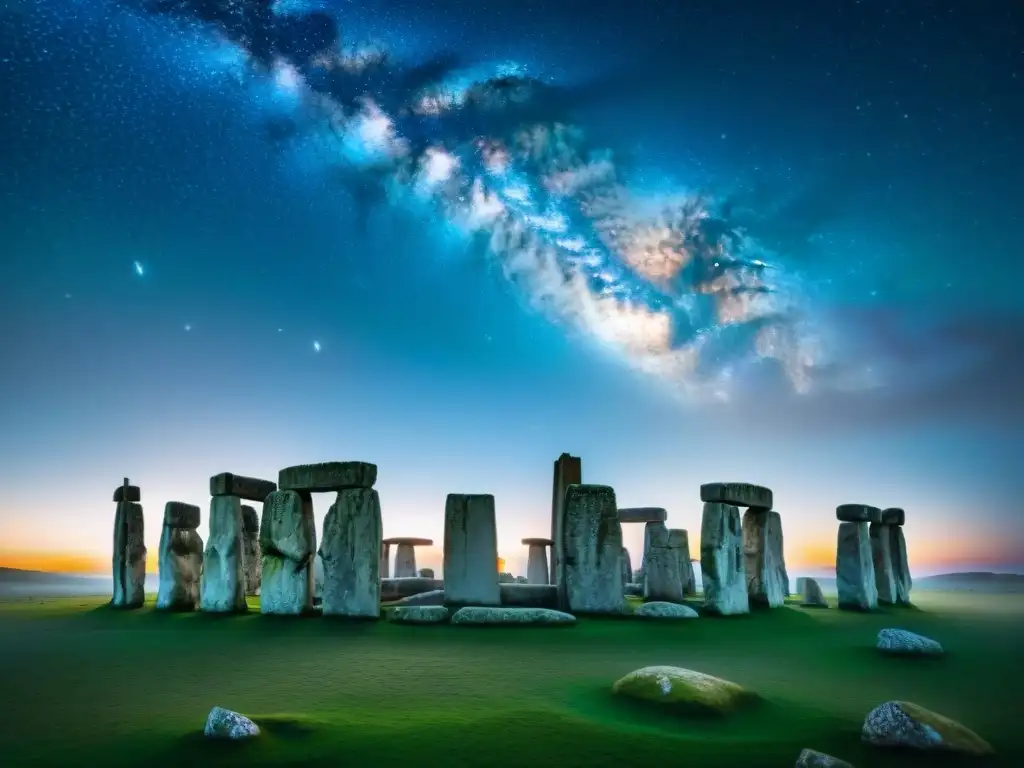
[0,592,1020,767]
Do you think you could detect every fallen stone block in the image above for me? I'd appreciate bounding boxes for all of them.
[612,666,757,715]
[876,628,944,656]
[388,605,449,624]
[634,601,699,619]
[450,606,576,626]
[862,701,993,755]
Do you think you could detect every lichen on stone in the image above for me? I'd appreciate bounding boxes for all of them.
[612,665,756,715]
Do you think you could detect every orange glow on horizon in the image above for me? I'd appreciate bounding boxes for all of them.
[0,548,160,575]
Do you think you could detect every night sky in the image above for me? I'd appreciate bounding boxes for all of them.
[1,0,1022,578]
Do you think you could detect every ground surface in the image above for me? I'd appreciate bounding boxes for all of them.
[0,592,1020,767]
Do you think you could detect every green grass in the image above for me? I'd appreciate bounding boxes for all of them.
[0,592,1020,767]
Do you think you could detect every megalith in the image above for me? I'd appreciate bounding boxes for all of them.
[870,521,897,605]
[835,504,880,611]
[260,489,317,615]
[241,505,261,597]
[670,528,696,595]
[385,537,433,578]
[200,495,248,613]
[557,484,625,614]
[443,494,501,606]
[522,537,553,585]
[319,487,382,618]
[619,507,667,584]
[643,523,684,603]
[620,546,633,586]
[885,507,912,605]
[550,453,582,584]
[380,541,391,579]
[700,482,773,510]
[111,478,147,609]
[743,508,787,608]
[700,501,748,615]
[156,501,203,611]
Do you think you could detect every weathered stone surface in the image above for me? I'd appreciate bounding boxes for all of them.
[794,748,855,768]
[259,490,316,615]
[443,494,501,606]
[635,601,699,619]
[612,666,756,715]
[156,525,203,611]
[881,507,905,526]
[498,571,514,583]
[391,589,445,606]
[209,473,276,502]
[617,507,668,524]
[381,577,443,602]
[837,522,878,611]
[319,488,382,618]
[625,582,643,597]
[241,505,261,597]
[389,605,449,624]
[500,583,558,609]
[393,545,418,578]
[418,567,434,578]
[862,701,994,755]
[870,523,897,604]
[669,530,696,595]
[700,482,773,509]
[620,546,633,588]
[450,606,576,626]
[700,502,748,615]
[643,523,684,603]
[524,539,551,585]
[890,526,912,605]
[743,509,787,608]
[200,495,248,613]
[800,577,828,608]
[380,541,390,579]
[163,501,200,530]
[876,628,944,656]
[550,453,581,585]
[558,484,625,614]
[313,553,324,602]
[836,504,882,523]
[204,707,259,740]
[111,501,147,609]
[113,484,140,503]
[278,461,377,492]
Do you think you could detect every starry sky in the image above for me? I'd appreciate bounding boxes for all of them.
[1,0,1022,579]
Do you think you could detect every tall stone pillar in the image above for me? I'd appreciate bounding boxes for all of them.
[743,508,787,608]
[884,507,912,605]
[620,546,633,587]
[550,453,582,585]
[320,487,382,618]
[669,528,696,595]
[522,538,553,585]
[643,522,684,603]
[870,508,899,605]
[558,484,624,614]
[156,501,203,611]
[200,495,248,613]
[700,502,748,615]
[444,494,501,606]
[836,504,880,611]
[111,478,146,609]
[241,505,261,597]
[380,541,391,579]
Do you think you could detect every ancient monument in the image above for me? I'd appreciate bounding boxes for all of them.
[156,501,203,611]
[835,504,880,611]
[443,494,501,606]
[522,537,553,585]
[743,507,788,607]
[557,484,625,614]
[669,528,696,596]
[241,505,261,596]
[700,483,769,615]
[550,453,581,584]
[619,507,668,589]
[884,507,912,605]
[319,484,382,618]
[384,536,433,578]
[111,478,146,609]
[642,522,684,603]
[620,546,632,587]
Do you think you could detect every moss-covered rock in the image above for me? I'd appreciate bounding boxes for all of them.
[634,601,699,619]
[450,607,576,625]
[862,700,994,755]
[388,605,449,624]
[612,666,756,715]
[794,748,855,767]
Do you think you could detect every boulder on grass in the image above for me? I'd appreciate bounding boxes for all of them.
[634,602,699,620]
[204,707,260,740]
[862,701,994,755]
[612,666,756,716]
[388,605,449,624]
[794,748,855,767]
[450,606,576,626]
[876,628,944,656]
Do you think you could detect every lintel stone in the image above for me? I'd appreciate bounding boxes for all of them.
[700,483,773,509]
[382,537,433,546]
[836,504,882,523]
[521,537,554,546]
[279,461,377,492]
[113,484,141,503]
[617,507,668,523]
[163,501,200,530]
[881,507,906,526]
[209,472,277,501]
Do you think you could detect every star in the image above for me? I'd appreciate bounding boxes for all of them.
[133,260,144,277]
[313,341,321,352]
[184,324,192,331]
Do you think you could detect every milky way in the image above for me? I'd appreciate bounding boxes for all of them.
[124,0,833,402]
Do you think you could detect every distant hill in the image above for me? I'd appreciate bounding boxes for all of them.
[0,567,113,597]
[915,572,1024,593]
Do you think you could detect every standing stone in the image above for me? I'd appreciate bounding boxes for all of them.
[260,490,317,615]
[643,523,684,603]
[394,543,416,577]
[241,505,261,597]
[890,525,912,605]
[800,577,828,608]
[111,491,147,610]
[523,538,553,585]
[156,502,203,611]
[620,546,633,587]
[836,521,878,611]
[700,502,748,615]
[670,529,696,595]
[444,494,501,606]
[200,496,248,613]
[550,453,582,585]
[743,509,787,608]
[870,522,897,604]
[319,487,382,618]
[557,484,625,614]
[380,541,391,579]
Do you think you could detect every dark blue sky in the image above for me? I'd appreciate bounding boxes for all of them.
[1,0,1021,576]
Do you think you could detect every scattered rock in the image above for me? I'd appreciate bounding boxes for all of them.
[794,748,855,767]
[700,482,773,509]
[209,473,276,502]
[389,605,449,624]
[278,461,377,492]
[876,628,944,656]
[204,706,260,740]
[450,606,576,626]
[443,494,501,606]
[700,502,748,615]
[862,700,993,755]
[612,666,756,715]
[800,578,828,608]
[634,602,699,619]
